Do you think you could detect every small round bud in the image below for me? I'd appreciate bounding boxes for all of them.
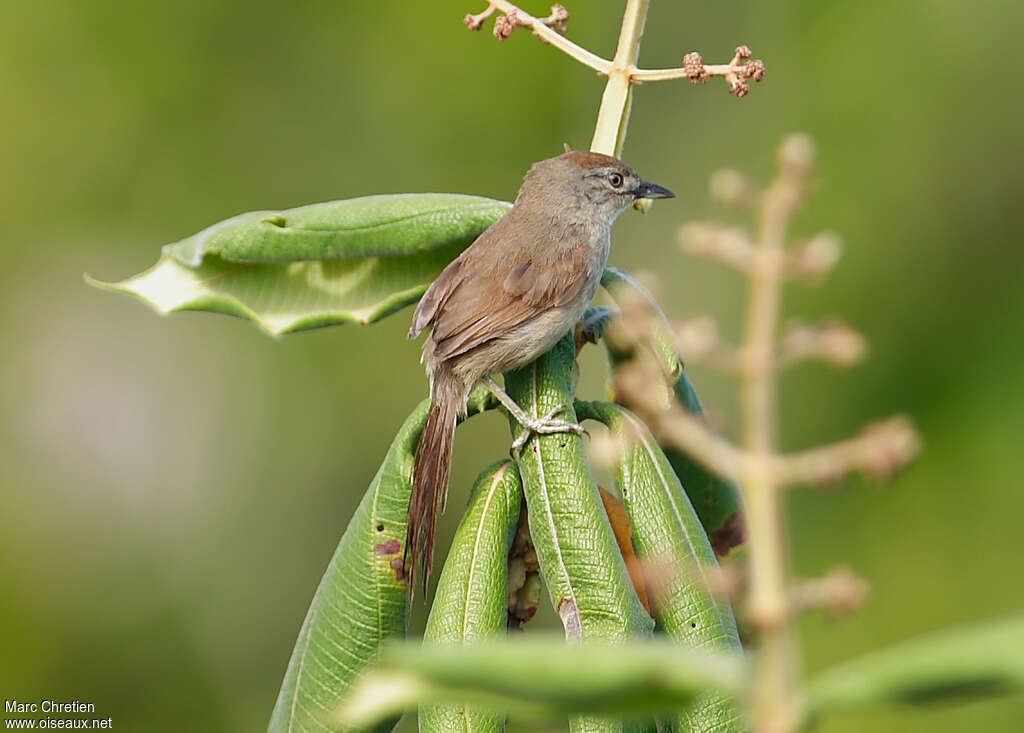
[859,419,920,480]
[464,13,483,30]
[821,568,869,616]
[735,45,752,60]
[793,231,843,276]
[548,4,570,35]
[683,52,709,83]
[818,322,868,367]
[710,168,751,205]
[744,59,766,81]
[494,11,519,40]
[778,133,816,175]
[729,79,750,98]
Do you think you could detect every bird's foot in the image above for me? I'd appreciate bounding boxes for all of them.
[509,404,587,457]
[479,377,587,458]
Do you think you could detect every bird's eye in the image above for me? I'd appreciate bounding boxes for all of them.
[608,172,624,188]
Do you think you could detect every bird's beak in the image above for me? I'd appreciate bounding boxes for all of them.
[632,180,675,199]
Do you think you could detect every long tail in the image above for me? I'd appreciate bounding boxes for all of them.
[407,367,463,596]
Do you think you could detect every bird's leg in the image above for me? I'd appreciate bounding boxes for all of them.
[482,376,586,455]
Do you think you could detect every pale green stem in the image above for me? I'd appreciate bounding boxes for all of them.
[633,63,736,82]
[741,179,800,733]
[590,0,649,156]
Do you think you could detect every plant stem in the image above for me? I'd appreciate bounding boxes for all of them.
[590,0,649,156]
[741,177,798,733]
[632,63,737,82]
[485,0,613,73]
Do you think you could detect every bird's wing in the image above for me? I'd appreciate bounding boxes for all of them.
[408,257,463,340]
[427,241,590,361]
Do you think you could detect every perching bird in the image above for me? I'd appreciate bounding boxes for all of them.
[406,150,674,593]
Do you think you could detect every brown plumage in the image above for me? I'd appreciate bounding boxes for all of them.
[405,150,674,594]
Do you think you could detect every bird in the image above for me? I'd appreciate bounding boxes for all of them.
[405,150,674,593]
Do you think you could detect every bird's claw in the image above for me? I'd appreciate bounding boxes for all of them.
[509,404,587,458]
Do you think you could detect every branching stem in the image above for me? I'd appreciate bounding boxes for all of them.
[604,132,919,730]
[466,2,764,154]
[473,0,612,73]
[615,372,917,492]
[741,157,800,733]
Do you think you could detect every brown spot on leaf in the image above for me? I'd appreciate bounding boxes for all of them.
[708,509,749,556]
[711,512,747,557]
[390,557,406,583]
[557,597,582,641]
[375,539,401,556]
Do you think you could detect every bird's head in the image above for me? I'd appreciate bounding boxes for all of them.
[518,150,674,223]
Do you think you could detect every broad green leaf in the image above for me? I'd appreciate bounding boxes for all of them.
[503,335,654,733]
[420,460,522,733]
[577,401,745,732]
[87,194,510,336]
[337,637,745,728]
[161,194,511,265]
[268,400,429,733]
[600,267,746,556]
[805,613,1024,721]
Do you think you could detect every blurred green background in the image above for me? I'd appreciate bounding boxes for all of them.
[2,0,1022,730]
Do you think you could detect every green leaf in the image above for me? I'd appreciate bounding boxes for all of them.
[420,460,522,733]
[503,336,653,641]
[337,637,746,729]
[268,400,429,733]
[805,613,1024,720]
[161,194,511,266]
[576,401,745,732]
[600,267,746,556]
[503,335,654,733]
[87,194,511,336]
